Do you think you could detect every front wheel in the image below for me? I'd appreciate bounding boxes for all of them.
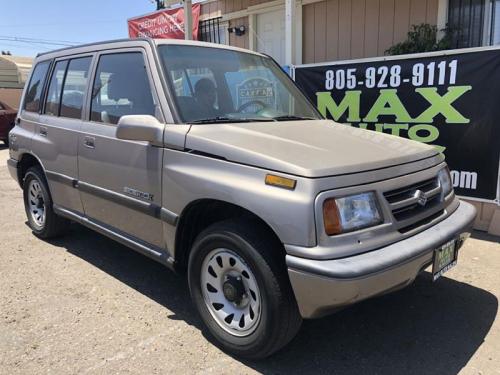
[188,219,302,359]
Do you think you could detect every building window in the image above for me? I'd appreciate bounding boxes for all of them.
[448,0,500,47]
[199,17,227,45]
[488,0,500,43]
[448,0,486,48]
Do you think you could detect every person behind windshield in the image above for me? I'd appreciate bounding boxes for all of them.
[194,78,219,119]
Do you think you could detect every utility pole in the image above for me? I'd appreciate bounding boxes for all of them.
[183,0,193,40]
[153,0,193,40]
[155,0,165,10]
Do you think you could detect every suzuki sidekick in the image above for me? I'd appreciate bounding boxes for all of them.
[7,39,476,358]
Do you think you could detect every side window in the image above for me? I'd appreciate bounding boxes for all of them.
[60,57,92,119]
[23,61,50,113]
[90,52,155,125]
[44,60,68,116]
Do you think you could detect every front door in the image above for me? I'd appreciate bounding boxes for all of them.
[256,9,286,65]
[77,50,165,248]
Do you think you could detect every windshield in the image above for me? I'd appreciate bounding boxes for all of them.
[158,44,321,123]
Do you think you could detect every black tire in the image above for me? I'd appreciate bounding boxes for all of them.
[188,219,302,359]
[23,166,69,239]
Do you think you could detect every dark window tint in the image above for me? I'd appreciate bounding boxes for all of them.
[24,61,50,112]
[44,60,68,116]
[90,52,155,125]
[60,57,92,119]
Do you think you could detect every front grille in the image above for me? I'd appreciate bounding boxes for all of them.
[398,209,444,233]
[383,176,443,232]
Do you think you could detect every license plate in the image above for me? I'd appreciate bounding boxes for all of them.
[432,239,458,281]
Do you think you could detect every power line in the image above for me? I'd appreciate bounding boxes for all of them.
[0,35,82,46]
[0,36,81,45]
[0,41,51,51]
[0,19,125,28]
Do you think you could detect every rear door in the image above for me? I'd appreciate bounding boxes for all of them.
[77,48,165,248]
[36,55,93,214]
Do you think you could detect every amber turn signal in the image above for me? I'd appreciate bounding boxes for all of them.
[323,198,342,235]
[265,174,296,190]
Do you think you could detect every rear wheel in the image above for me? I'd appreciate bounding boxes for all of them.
[188,219,302,359]
[23,166,69,238]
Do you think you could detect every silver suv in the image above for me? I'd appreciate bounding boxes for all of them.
[7,39,476,358]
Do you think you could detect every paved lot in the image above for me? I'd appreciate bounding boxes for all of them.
[0,146,499,375]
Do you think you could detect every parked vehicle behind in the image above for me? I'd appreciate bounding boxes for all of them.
[7,39,476,358]
[0,100,16,146]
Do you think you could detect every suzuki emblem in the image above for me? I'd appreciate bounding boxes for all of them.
[413,189,427,206]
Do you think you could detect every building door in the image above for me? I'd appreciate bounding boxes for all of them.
[256,9,286,65]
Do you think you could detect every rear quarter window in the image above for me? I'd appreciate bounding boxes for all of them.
[23,61,51,113]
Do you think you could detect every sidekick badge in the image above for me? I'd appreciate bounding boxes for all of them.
[123,187,154,201]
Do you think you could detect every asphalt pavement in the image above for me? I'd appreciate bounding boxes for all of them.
[0,145,499,374]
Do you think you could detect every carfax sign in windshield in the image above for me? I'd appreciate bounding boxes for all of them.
[237,78,276,111]
[294,48,500,201]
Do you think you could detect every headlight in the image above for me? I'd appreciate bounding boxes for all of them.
[323,192,383,235]
[438,167,453,197]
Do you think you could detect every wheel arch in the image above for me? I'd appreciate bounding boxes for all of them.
[173,198,285,273]
[17,152,46,188]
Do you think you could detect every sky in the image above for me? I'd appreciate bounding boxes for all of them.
[0,0,159,57]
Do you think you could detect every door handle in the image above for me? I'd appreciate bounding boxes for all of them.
[83,136,95,149]
[39,126,48,137]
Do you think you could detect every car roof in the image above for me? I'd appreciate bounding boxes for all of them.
[35,38,266,62]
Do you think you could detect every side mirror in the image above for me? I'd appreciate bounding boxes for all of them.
[116,115,164,146]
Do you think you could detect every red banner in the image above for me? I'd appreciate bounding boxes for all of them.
[128,4,201,40]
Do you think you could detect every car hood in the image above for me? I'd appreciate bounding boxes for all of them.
[185,120,439,178]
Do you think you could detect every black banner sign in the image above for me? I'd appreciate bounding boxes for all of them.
[294,48,500,201]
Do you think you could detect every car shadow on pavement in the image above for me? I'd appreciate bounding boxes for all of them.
[49,224,498,375]
[471,230,500,244]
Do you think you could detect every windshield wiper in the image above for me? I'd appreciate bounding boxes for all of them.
[189,116,274,124]
[271,115,317,121]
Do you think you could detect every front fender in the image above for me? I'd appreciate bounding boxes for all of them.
[161,149,317,252]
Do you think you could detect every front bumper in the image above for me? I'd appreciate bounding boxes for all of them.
[286,200,476,318]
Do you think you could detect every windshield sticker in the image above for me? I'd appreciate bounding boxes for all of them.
[237,78,276,112]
